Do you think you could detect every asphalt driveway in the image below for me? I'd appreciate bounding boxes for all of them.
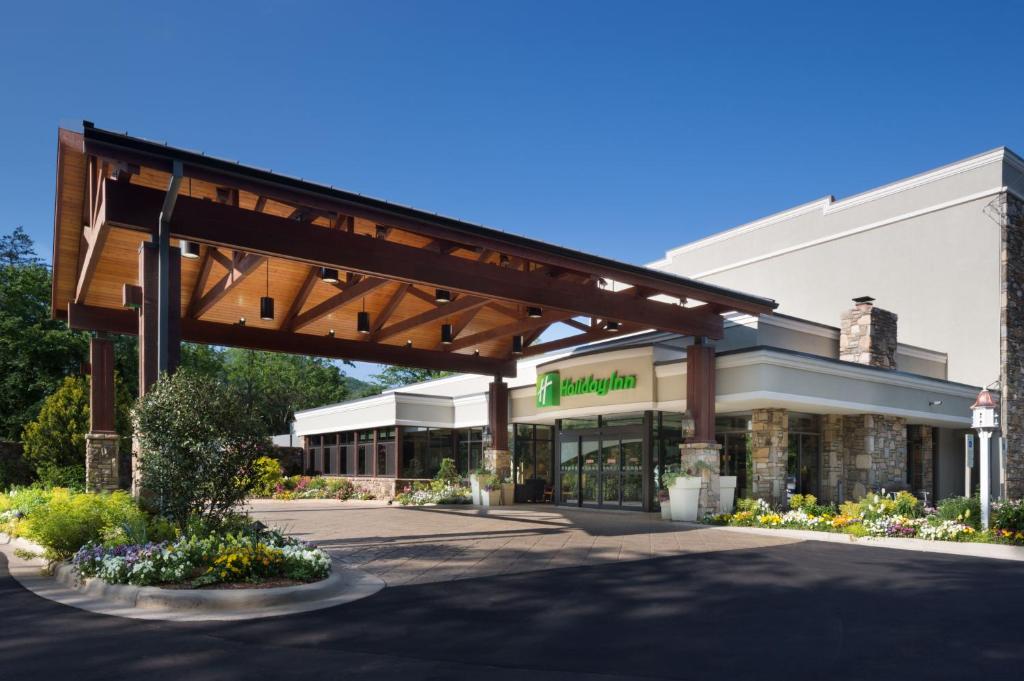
[2,504,1022,680]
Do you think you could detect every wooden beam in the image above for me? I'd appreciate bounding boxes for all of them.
[281,267,320,331]
[190,252,265,319]
[65,302,515,377]
[434,305,484,350]
[101,180,728,337]
[375,295,490,344]
[289,276,388,332]
[188,246,216,314]
[368,283,410,337]
[74,222,108,302]
[520,324,643,357]
[446,311,574,352]
[208,247,233,271]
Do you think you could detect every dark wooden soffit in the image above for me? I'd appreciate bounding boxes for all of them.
[99,179,726,339]
[63,303,516,377]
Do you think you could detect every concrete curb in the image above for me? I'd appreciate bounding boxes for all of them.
[711,524,1024,562]
[0,532,385,621]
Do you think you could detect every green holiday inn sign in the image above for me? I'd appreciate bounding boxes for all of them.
[536,370,638,408]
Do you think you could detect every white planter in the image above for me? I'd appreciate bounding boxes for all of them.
[481,489,501,507]
[469,475,482,505]
[500,482,515,506]
[668,476,702,522]
[660,503,672,520]
[719,475,737,514]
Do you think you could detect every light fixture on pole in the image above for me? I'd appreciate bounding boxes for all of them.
[971,387,998,530]
[319,267,339,284]
[180,240,200,259]
[512,335,524,355]
[357,298,370,334]
[259,260,275,321]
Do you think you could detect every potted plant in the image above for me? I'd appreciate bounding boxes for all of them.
[664,460,715,522]
[657,488,672,519]
[478,473,501,507]
[719,474,737,514]
[469,466,489,505]
[500,477,516,506]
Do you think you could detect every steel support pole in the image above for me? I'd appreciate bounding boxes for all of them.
[979,430,991,530]
[157,160,183,375]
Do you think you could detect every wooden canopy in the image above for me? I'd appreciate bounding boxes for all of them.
[52,123,777,378]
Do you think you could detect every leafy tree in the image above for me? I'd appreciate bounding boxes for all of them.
[371,366,451,390]
[0,227,88,439]
[224,349,352,434]
[133,368,269,529]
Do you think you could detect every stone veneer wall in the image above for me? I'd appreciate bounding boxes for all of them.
[820,415,845,503]
[85,433,120,493]
[841,414,907,499]
[325,476,399,499]
[1000,192,1024,499]
[839,301,898,369]
[751,408,788,506]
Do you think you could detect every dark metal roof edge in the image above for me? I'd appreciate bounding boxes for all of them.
[80,123,777,311]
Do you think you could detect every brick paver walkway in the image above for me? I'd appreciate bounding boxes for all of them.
[248,500,799,586]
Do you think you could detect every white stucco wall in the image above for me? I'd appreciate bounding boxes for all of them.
[652,149,1023,388]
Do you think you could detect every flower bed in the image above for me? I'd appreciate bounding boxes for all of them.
[72,527,330,587]
[268,475,377,501]
[710,491,1022,546]
[395,480,472,506]
[2,486,332,589]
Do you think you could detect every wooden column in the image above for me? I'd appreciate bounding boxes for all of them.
[88,333,116,433]
[686,340,716,443]
[488,377,509,451]
[138,242,181,397]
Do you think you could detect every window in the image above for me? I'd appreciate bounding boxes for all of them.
[714,414,753,500]
[457,428,483,475]
[601,412,645,428]
[376,428,396,477]
[787,414,821,499]
[400,427,453,478]
[306,434,322,474]
[514,424,554,484]
[561,417,599,430]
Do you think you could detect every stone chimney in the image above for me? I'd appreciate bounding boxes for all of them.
[839,296,897,369]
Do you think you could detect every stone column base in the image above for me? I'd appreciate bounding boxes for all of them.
[85,432,120,493]
[484,448,511,480]
[680,442,722,519]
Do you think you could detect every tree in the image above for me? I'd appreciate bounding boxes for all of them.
[223,349,352,434]
[21,375,88,475]
[371,366,451,390]
[0,227,89,439]
[134,368,269,529]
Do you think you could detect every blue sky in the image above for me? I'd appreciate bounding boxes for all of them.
[3,1,1022,379]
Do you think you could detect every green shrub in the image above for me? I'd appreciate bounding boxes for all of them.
[251,456,283,497]
[36,463,86,491]
[20,489,147,561]
[21,376,89,474]
[857,490,922,520]
[133,368,269,530]
[937,495,980,530]
[435,457,460,483]
[992,499,1024,534]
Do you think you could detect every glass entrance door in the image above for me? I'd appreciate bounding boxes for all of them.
[558,434,645,509]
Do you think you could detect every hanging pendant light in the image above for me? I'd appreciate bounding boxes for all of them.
[319,267,340,283]
[180,240,200,259]
[441,322,454,345]
[527,306,542,318]
[435,289,452,304]
[512,335,524,355]
[606,320,620,333]
[260,260,275,320]
[357,298,370,334]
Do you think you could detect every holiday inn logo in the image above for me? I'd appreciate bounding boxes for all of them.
[535,369,638,408]
[536,371,561,408]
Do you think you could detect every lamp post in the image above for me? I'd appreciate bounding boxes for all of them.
[970,388,998,530]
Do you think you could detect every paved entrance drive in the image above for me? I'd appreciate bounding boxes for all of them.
[248,499,799,586]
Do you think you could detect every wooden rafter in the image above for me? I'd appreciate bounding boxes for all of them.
[446,311,574,353]
[188,246,217,315]
[368,283,411,338]
[289,277,388,332]
[520,323,642,358]
[190,252,265,319]
[375,295,490,344]
[280,267,320,331]
[433,305,485,350]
